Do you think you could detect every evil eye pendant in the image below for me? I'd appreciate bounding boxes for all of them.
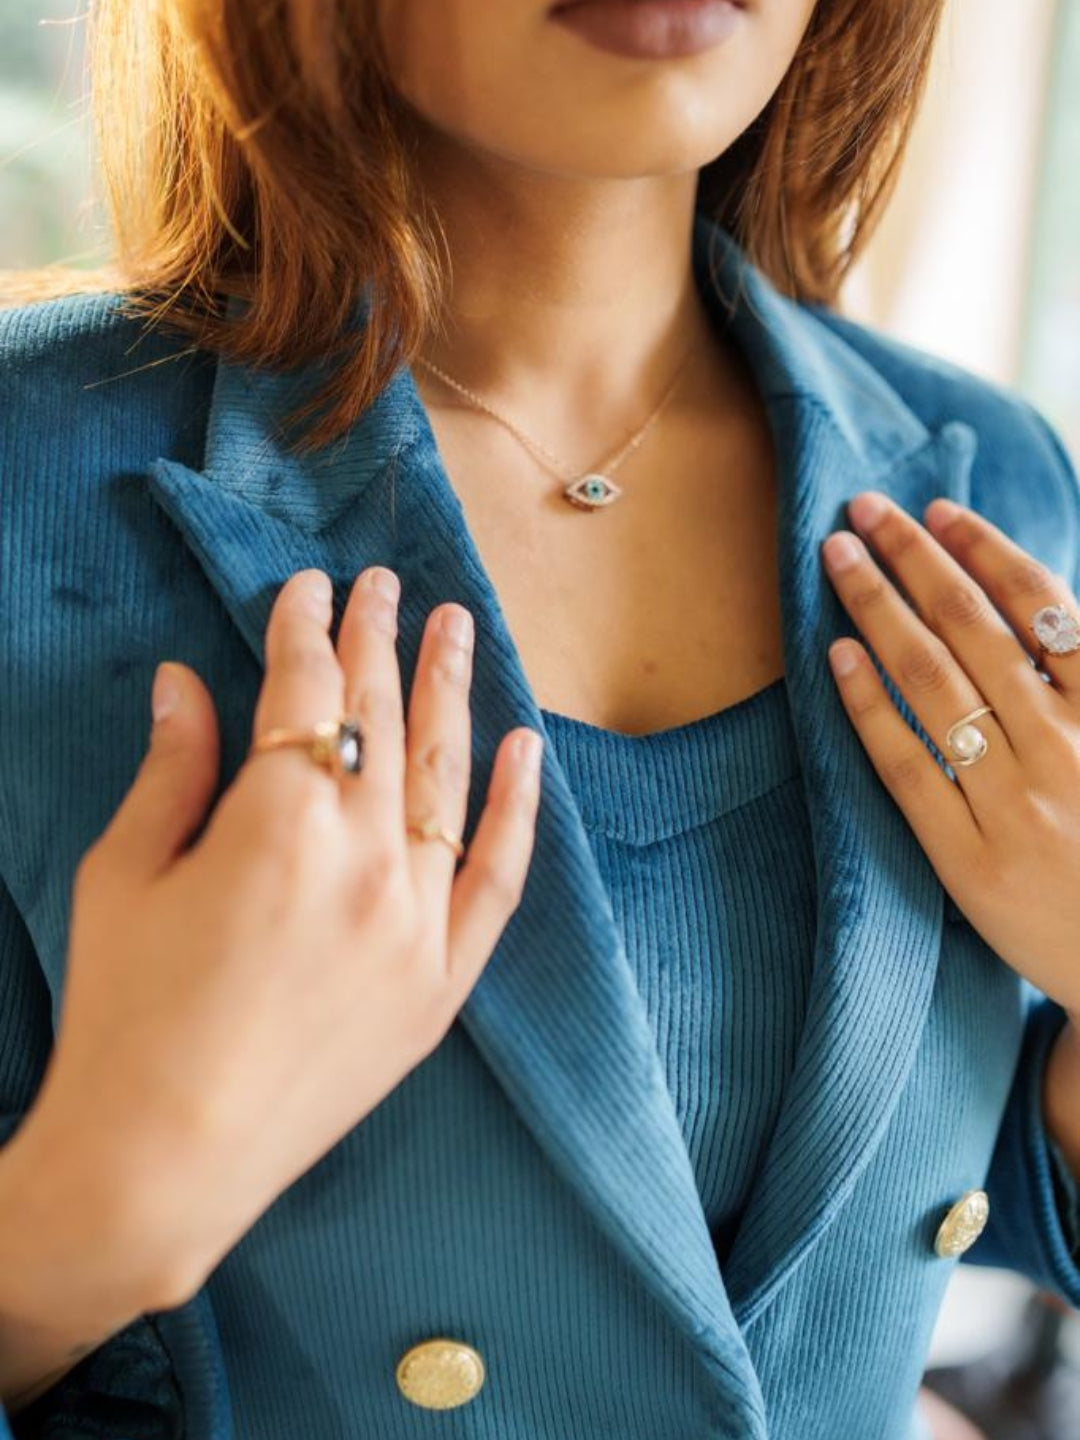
[563,473,623,510]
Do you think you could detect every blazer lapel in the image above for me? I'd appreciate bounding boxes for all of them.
[143,213,977,1408]
[145,233,765,1424]
[692,216,980,1325]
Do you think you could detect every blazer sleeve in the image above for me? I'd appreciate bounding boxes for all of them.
[963,992,1080,1305]
[0,869,232,1440]
[960,401,1080,1306]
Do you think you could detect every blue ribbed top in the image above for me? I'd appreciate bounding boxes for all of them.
[538,674,817,1264]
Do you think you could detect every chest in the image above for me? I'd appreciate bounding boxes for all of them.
[421,386,784,736]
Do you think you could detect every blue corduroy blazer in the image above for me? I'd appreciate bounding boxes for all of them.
[2,213,1080,1440]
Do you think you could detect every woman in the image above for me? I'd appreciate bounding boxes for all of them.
[0,1,1078,1437]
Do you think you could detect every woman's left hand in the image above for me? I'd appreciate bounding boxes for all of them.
[821,489,1080,1023]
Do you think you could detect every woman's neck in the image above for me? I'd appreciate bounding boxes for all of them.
[409,118,729,441]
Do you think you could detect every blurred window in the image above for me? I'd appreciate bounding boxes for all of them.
[0,2,96,271]
[1019,0,1080,457]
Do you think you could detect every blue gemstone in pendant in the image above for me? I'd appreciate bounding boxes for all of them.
[563,472,623,510]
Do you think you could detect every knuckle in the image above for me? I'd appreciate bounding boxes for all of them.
[939,517,981,558]
[1005,556,1056,599]
[899,644,952,695]
[879,519,919,563]
[353,685,402,730]
[275,637,340,685]
[431,646,471,691]
[467,853,523,910]
[932,583,988,630]
[881,750,925,792]
[847,573,888,613]
[413,737,468,790]
[846,685,883,723]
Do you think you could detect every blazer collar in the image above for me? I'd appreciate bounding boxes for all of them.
[146,212,978,1425]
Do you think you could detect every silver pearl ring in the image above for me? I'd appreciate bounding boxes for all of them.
[945,705,995,769]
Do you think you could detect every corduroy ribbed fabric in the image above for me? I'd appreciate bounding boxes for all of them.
[544,674,1080,1264]
[4,211,1080,1440]
[539,677,815,1266]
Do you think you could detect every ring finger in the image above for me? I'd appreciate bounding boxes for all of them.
[922,499,1080,706]
[821,528,1022,805]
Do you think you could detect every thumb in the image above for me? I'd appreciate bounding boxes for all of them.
[100,662,222,879]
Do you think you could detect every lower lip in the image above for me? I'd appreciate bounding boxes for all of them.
[550,0,744,61]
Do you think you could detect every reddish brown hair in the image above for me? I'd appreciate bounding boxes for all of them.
[1,0,947,454]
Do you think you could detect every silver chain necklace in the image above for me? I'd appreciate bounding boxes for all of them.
[413,343,696,511]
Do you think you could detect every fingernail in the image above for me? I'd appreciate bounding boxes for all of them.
[848,492,888,531]
[829,642,860,677]
[305,571,332,603]
[926,498,963,531]
[442,607,473,645]
[823,533,862,570]
[370,569,400,602]
[516,730,543,768]
[152,663,180,722]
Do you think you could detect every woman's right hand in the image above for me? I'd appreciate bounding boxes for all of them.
[16,565,543,1309]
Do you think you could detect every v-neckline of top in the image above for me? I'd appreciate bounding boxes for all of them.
[537,674,801,842]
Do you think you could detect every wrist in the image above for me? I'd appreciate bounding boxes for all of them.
[0,1096,205,1324]
[1043,1013,1080,1183]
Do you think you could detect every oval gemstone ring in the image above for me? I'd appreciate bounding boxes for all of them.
[1031,602,1080,670]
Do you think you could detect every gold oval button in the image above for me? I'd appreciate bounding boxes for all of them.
[934,1189,989,1258]
[395,1338,485,1410]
